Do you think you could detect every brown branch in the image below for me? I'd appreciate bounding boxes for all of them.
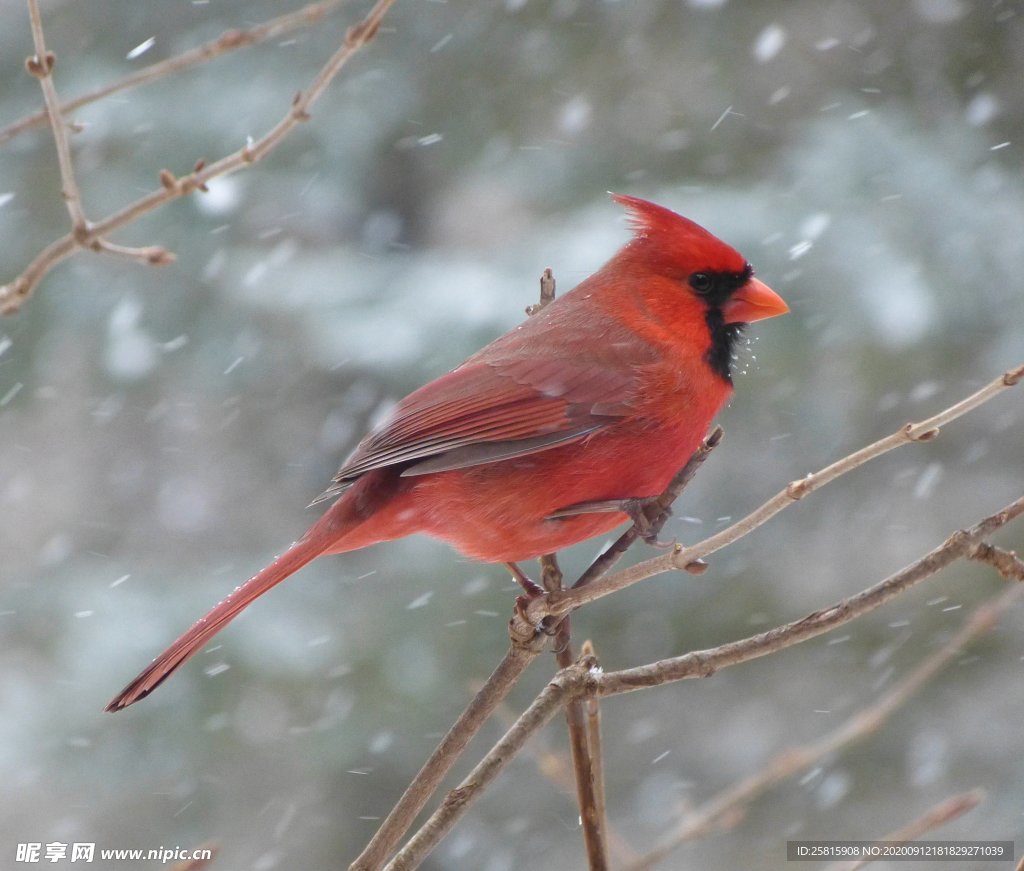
[593,495,1024,697]
[94,238,176,266]
[1,0,400,316]
[580,638,609,851]
[382,656,595,871]
[23,0,169,270]
[557,642,608,870]
[0,0,349,147]
[388,495,1024,869]
[823,789,985,871]
[970,543,1024,582]
[488,689,638,867]
[525,267,557,316]
[543,555,610,871]
[626,580,1024,869]
[347,631,546,871]
[25,0,87,232]
[381,362,1021,868]
[528,362,1024,625]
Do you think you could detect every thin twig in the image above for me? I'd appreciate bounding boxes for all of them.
[543,556,610,871]
[388,495,1024,869]
[489,694,638,865]
[528,363,1024,625]
[22,1,166,268]
[347,632,545,871]
[557,645,608,870]
[626,581,1024,870]
[580,638,608,852]
[823,789,985,871]
[95,239,175,265]
[0,0,349,146]
[594,495,1024,696]
[383,657,594,871]
[1,0,400,315]
[25,0,87,232]
[525,267,557,316]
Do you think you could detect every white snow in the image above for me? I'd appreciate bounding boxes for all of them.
[104,297,158,381]
[195,175,242,216]
[125,37,156,60]
[965,92,1000,127]
[752,24,786,63]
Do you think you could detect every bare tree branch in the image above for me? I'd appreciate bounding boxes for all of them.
[22,0,175,271]
[489,690,638,866]
[382,654,595,871]
[527,362,1024,625]
[580,638,609,857]
[626,580,1024,869]
[347,631,546,871]
[387,494,1024,869]
[823,789,985,871]
[25,0,87,232]
[594,495,1024,696]
[1,0,400,315]
[525,267,557,316]
[0,0,350,147]
[544,556,609,871]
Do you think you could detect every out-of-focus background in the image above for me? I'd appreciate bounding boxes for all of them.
[1,0,1023,868]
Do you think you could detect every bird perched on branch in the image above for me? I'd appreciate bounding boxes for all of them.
[107,193,788,711]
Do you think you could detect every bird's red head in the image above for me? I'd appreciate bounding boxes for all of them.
[612,193,748,276]
[610,193,788,326]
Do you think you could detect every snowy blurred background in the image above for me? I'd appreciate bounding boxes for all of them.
[2,0,1023,868]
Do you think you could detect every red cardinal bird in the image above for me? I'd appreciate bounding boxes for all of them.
[106,194,787,711]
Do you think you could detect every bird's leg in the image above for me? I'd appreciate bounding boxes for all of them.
[506,561,544,597]
[548,498,675,548]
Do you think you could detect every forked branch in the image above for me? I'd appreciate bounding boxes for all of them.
[1,0,399,315]
[0,0,350,146]
[386,493,1024,868]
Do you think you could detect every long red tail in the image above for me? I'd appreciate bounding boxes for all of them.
[107,471,410,712]
[105,532,327,711]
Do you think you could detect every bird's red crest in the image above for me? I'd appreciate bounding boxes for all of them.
[611,193,747,275]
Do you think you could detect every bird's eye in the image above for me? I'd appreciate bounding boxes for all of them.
[690,273,712,294]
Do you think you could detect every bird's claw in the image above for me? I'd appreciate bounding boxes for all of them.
[549,497,675,547]
[513,593,559,636]
[505,561,545,597]
[622,497,675,548]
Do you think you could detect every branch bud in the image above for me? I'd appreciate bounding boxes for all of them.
[25,51,56,77]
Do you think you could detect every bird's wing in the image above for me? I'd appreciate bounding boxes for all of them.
[311,354,639,504]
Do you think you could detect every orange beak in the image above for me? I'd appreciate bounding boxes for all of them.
[722,277,789,324]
